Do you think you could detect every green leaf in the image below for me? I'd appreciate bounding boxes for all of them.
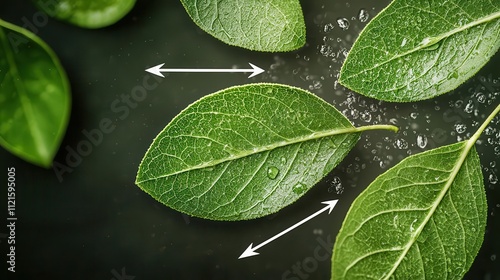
[179,0,306,52]
[0,19,70,168]
[136,83,397,221]
[330,106,500,279]
[32,0,136,29]
[339,0,500,102]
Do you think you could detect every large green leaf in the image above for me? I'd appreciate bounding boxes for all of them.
[0,19,70,168]
[136,83,396,221]
[179,0,306,52]
[339,0,500,102]
[33,0,136,28]
[330,106,500,279]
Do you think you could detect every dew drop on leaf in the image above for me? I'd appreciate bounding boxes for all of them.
[328,139,338,149]
[422,42,441,51]
[293,183,307,194]
[358,9,369,22]
[448,71,459,80]
[337,18,350,30]
[280,157,287,164]
[267,166,279,180]
[400,37,407,47]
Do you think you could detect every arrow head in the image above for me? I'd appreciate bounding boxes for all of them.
[145,63,166,77]
[238,243,260,259]
[248,63,265,78]
[322,199,339,214]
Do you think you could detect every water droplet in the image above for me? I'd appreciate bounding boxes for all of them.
[358,9,369,22]
[410,219,417,232]
[484,127,495,135]
[336,18,350,30]
[309,80,322,90]
[360,111,372,122]
[448,71,459,80]
[328,139,338,149]
[464,101,474,113]
[320,45,334,57]
[400,38,407,47]
[454,123,467,134]
[489,173,498,184]
[293,183,307,194]
[476,92,486,103]
[328,176,343,194]
[424,42,440,51]
[491,254,497,261]
[393,138,409,150]
[416,135,428,149]
[323,23,335,32]
[267,166,279,180]
[280,157,287,164]
[420,37,441,51]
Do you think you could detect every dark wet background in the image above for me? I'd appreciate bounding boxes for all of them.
[1,0,499,279]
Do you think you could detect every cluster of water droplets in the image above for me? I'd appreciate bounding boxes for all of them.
[265,5,376,95]
[327,176,344,194]
[265,5,499,206]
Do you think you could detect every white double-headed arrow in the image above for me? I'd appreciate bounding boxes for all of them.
[145,63,265,78]
[238,200,339,259]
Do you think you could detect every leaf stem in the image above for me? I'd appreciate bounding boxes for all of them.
[353,124,399,133]
[468,103,500,147]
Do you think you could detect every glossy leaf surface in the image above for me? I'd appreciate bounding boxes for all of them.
[136,84,396,220]
[33,0,136,28]
[0,19,70,167]
[332,137,488,279]
[179,0,306,52]
[339,0,500,102]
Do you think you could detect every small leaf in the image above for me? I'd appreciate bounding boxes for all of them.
[339,0,500,102]
[179,0,306,52]
[32,0,136,28]
[136,83,396,220]
[330,107,496,278]
[0,19,70,168]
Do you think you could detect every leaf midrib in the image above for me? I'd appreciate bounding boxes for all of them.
[381,141,468,279]
[382,104,500,279]
[136,124,396,184]
[341,10,500,83]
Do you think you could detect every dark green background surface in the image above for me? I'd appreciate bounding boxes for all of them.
[1,0,499,279]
